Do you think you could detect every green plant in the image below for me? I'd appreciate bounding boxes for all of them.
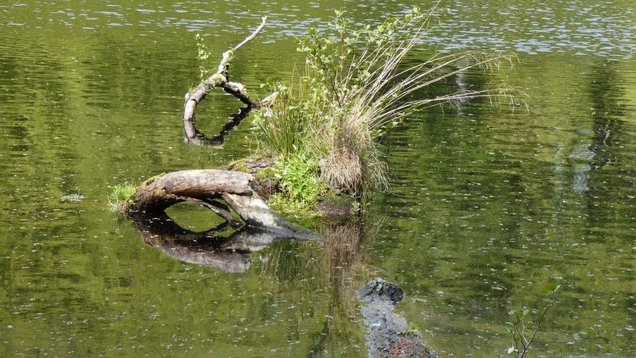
[506,283,561,357]
[195,33,213,79]
[265,153,328,220]
[267,193,321,222]
[108,183,137,213]
[251,7,522,198]
[274,152,327,204]
[299,8,520,195]
[251,83,315,157]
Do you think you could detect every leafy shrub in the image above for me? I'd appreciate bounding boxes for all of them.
[274,153,327,204]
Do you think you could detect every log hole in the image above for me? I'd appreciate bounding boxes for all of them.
[164,201,242,234]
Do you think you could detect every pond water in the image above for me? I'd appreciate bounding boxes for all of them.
[1,1,634,357]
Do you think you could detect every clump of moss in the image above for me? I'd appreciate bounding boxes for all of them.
[316,192,359,218]
[268,193,324,223]
[108,183,137,215]
[225,158,252,173]
[225,156,276,173]
[400,322,423,338]
[255,166,276,181]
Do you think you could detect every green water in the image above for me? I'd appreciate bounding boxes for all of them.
[1,1,634,357]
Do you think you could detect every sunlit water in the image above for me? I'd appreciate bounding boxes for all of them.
[1,1,634,357]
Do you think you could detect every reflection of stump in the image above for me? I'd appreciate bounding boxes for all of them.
[130,169,318,240]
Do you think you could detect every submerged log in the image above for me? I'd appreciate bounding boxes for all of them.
[358,278,438,358]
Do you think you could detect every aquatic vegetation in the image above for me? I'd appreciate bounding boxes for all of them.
[107,183,137,214]
[254,7,522,197]
[506,283,561,357]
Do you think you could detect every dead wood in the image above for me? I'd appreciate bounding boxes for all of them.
[182,17,268,145]
[130,169,319,241]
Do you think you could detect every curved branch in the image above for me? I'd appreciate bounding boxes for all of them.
[130,169,320,241]
[182,18,267,145]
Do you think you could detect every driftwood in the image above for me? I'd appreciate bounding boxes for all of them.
[129,169,318,273]
[128,18,317,267]
[131,169,318,241]
[182,17,274,145]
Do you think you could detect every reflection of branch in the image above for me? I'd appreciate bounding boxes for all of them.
[184,106,251,146]
[131,211,317,273]
[210,107,251,145]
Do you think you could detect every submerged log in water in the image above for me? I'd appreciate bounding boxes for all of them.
[358,278,438,358]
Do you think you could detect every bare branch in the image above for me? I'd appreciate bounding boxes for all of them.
[232,16,267,51]
[183,17,268,145]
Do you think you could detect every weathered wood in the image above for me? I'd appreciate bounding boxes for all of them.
[133,169,253,212]
[145,169,253,196]
[131,169,319,241]
[182,17,267,145]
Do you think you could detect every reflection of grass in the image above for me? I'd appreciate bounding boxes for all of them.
[258,224,368,356]
[107,183,137,214]
[262,240,320,285]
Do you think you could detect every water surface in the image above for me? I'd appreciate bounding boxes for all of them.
[1,1,634,357]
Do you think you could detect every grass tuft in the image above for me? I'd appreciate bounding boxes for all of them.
[253,6,524,198]
[108,183,137,214]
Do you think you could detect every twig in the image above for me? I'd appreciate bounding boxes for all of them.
[232,16,267,51]
[519,302,553,357]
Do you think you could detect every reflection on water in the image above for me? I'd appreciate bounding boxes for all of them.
[374,54,635,356]
[0,0,635,357]
[132,208,320,273]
